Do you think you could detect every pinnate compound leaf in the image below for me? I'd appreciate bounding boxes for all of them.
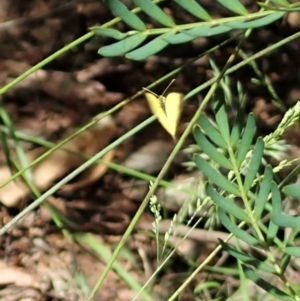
[236,113,256,167]
[254,166,273,219]
[244,138,264,191]
[173,0,212,21]
[99,33,148,57]
[106,0,146,31]
[216,0,248,15]
[198,115,227,149]
[226,12,285,29]
[194,126,233,169]
[220,241,276,273]
[133,0,176,27]
[282,183,300,198]
[217,208,258,243]
[91,27,127,40]
[195,156,241,196]
[208,185,249,222]
[243,267,294,301]
[126,34,169,60]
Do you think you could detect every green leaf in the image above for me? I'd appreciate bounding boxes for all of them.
[90,27,127,40]
[226,12,285,29]
[284,246,300,258]
[185,24,232,37]
[132,0,176,27]
[271,182,282,215]
[126,34,168,60]
[106,0,146,31]
[215,103,230,145]
[236,114,256,167]
[220,241,276,273]
[254,166,273,219]
[173,0,212,21]
[260,3,300,12]
[99,33,148,57]
[271,183,300,229]
[269,0,289,4]
[217,208,257,242]
[244,138,264,191]
[266,220,279,243]
[208,186,249,222]
[216,0,248,16]
[195,156,241,196]
[194,126,233,169]
[282,183,300,198]
[230,110,245,146]
[243,267,294,301]
[271,183,300,228]
[280,254,291,272]
[272,213,300,229]
[198,115,227,149]
[163,32,195,44]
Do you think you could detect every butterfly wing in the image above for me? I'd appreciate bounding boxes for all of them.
[145,93,172,137]
[165,92,184,138]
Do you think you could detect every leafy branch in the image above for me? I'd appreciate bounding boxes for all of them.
[90,0,297,60]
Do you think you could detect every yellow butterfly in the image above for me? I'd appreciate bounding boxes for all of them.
[143,80,183,140]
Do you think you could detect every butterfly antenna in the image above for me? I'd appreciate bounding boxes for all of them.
[161,79,176,96]
[142,87,159,97]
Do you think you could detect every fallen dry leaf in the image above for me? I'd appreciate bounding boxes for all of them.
[0,261,42,288]
[60,148,115,192]
[0,116,117,207]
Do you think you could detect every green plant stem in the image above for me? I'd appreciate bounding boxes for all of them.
[86,32,238,301]
[88,30,300,301]
[0,117,154,236]
[0,31,92,95]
